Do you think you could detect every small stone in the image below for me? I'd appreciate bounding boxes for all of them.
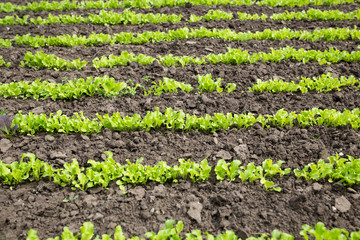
[347,188,357,194]
[44,135,55,142]
[128,187,146,200]
[81,135,90,141]
[233,144,250,160]
[187,202,202,224]
[332,182,344,191]
[49,152,67,159]
[288,194,306,210]
[141,211,151,220]
[101,154,107,161]
[352,194,360,200]
[214,137,218,145]
[186,41,197,45]
[200,95,211,104]
[32,106,44,115]
[83,195,98,207]
[313,183,323,191]
[0,139,12,153]
[93,213,104,220]
[2,157,12,164]
[335,196,351,213]
[316,205,326,215]
[186,99,196,108]
[216,150,232,160]
[319,149,330,160]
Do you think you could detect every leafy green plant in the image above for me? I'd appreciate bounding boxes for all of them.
[10,107,360,136]
[226,83,237,93]
[145,78,194,96]
[0,115,18,138]
[92,47,360,70]
[238,12,268,20]
[257,0,354,7]
[188,9,233,23]
[294,154,360,185]
[271,8,360,21]
[26,219,360,240]
[197,74,224,93]
[249,73,359,93]
[0,109,7,116]
[20,51,87,71]
[0,55,10,67]
[300,222,360,240]
[0,9,182,26]
[62,195,78,203]
[0,76,143,100]
[0,0,354,15]
[7,27,360,49]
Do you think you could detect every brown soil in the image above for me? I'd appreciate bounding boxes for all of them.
[0,3,360,240]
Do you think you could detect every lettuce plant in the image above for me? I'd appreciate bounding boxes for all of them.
[0,115,18,138]
[8,27,360,49]
[249,73,359,93]
[0,0,354,15]
[10,107,360,136]
[20,51,87,71]
[145,78,194,96]
[25,219,360,240]
[197,74,224,92]
[0,55,11,67]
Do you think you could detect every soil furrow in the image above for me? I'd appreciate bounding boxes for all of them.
[0,87,359,118]
[0,125,359,169]
[1,39,359,59]
[1,39,360,67]
[0,179,359,239]
[0,20,359,39]
[0,39,359,72]
[1,61,359,84]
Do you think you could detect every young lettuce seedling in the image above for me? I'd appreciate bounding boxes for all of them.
[0,115,18,138]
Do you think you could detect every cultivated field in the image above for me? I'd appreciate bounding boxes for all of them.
[0,0,360,239]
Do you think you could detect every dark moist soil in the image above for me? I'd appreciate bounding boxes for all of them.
[1,3,360,240]
[0,179,359,240]
[1,20,359,39]
[1,126,360,169]
[1,39,360,63]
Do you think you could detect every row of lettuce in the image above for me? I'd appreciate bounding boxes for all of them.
[0,0,356,13]
[1,27,359,49]
[1,9,359,26]
[26,219,360,240]
[1,151,359,191]
[1,107,359,137]
[1,47,360,71]
[0,73,357,101]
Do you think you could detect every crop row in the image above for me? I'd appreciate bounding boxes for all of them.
[1,27,359,49]
[249,73,359,93]
[26,219,360,240]
[0,73,357,101]
[3,108,359,136]
[1,9,359,26]
[1,151,358,191]
[16,47,360,71]
[0,75,236,101]
[237,8,360,21]
[0,0,356,13]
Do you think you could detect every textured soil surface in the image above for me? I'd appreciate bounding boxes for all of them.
[1,2,360,240]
